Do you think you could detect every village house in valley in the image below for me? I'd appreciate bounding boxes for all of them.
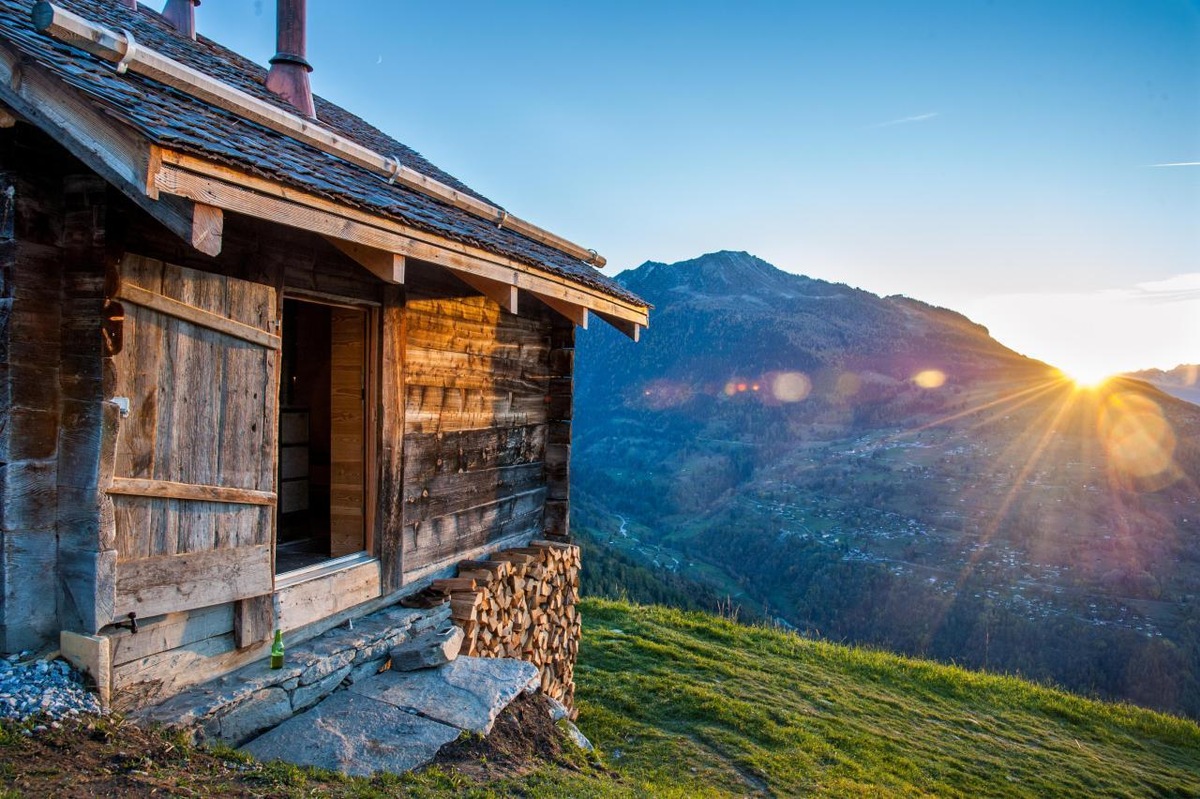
[0,0,648,721]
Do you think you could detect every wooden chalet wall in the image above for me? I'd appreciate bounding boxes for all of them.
[0,123,579,707]
[400,263,557,581]
[0,123,114,651]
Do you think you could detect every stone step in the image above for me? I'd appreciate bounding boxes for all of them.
[241,656,540,776]
[132,602,454,745]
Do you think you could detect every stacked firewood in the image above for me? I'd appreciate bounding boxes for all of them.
[438,539,581,711]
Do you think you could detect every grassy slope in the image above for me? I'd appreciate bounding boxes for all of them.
[3,599,1196,798]
[573,600,1200,798]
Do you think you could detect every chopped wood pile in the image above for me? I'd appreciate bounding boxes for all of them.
[439,539,581,712]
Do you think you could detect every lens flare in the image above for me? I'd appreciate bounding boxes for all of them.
[770,371,811,403]
[913,369,947,389]
[1098,392,1178,487]
[1064,365,1114,389]
[835,372,862,399]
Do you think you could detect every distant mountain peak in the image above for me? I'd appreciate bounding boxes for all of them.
[618,250,820,302]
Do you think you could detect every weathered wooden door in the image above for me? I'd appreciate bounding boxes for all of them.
[106,255,280,626]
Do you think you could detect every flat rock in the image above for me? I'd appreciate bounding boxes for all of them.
[242,691,459,777]
[347,656,538,735]
[389,624,463,671]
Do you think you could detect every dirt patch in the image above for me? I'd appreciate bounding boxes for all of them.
[427,691,578,781]
[0,716,262,798]
[0,695,591,796]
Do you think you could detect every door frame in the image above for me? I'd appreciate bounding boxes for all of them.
[278,288,380,572]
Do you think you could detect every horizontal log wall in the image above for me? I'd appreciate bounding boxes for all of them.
[401,266,554,579]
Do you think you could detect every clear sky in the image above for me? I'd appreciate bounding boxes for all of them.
[195,1,1199,379]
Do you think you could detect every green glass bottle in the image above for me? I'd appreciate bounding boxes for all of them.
[270,629,285,669]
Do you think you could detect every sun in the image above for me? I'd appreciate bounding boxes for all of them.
[1061,364,1116,389]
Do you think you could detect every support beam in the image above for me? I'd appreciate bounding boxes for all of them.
[324,237,405,284]
[191,202,223,256]
[456,271,518,314]
[596,311,642,342]
[537,294,589,329]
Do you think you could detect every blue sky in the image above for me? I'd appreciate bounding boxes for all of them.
[197,1,1199,377]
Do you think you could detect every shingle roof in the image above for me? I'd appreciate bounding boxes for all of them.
[0,0,644,307]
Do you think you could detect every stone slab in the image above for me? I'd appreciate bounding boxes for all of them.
[389,624,463,671]
[214,687,293,746]
[347,656,538,735]
[242,691,460,777]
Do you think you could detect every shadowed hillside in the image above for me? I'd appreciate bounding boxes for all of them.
[574,251,1200,719]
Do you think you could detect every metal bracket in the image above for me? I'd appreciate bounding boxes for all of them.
[112,612,138,634]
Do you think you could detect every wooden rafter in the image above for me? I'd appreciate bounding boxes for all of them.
[537,294,589,330]
[324,238,405,284]
[595,311,641,342]
[191,203,223,257]
[456,271,518,314]
[0,45,205,256]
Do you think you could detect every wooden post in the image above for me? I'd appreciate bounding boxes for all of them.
[544,319,574,541]
[376,285,405,592]
[56,176,114,636]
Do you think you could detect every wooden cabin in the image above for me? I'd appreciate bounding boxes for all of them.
[0,0,647,708]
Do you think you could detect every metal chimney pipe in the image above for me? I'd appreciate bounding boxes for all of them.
[119,0,137,9]
[265,0,316,118]
[160,0,198,39]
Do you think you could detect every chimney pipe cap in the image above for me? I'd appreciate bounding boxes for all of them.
[269,51,313,72]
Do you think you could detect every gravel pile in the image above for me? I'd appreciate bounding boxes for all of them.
[0,654,103,723]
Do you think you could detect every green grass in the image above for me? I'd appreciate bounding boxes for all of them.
[572,599,1200,798]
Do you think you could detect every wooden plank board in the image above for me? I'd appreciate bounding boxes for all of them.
[114,544,272,619]
[109,603,234,667]
[114,283,280,350]
[402,490,546,572]
[274,558,381,632]
[403,462,545,525]
[107,478,276,506]
[329,307,366,557]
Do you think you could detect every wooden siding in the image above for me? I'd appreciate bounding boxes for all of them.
[401,281,553,576]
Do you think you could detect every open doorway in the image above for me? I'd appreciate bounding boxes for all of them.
[277,297,368,574]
